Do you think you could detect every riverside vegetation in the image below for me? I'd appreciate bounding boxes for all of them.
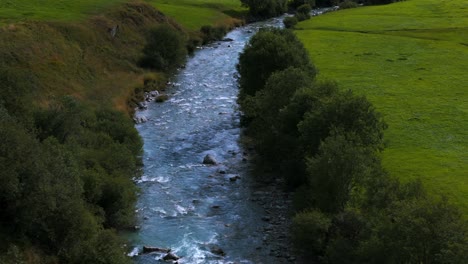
[238,26,467,263]
[238,0,468,262]
[0,0,245,263]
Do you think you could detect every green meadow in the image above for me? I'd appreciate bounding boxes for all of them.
[146,0,247,29]
[296,0,468,213]
[0,0,126,23]
[0,0,246,29]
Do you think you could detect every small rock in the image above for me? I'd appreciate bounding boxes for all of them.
[229,175,241,182]
[163,252,180,261]
[203,154,217,165]
[212,205,221,209]
[137,102,147,110]
[142,246,170,254]
[155,94,169,102]
[209,245,226,256]
[222,38,234,42]
[261,216,271,222]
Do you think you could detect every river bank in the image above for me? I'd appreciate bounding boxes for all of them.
[127,16,303,263]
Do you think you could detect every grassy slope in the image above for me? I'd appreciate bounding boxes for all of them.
[146,0,246,29]
[0,0,126,24]
[0,0,243,113]
[296,0,467,212]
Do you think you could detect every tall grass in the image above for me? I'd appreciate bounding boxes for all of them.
[296,0,468,213]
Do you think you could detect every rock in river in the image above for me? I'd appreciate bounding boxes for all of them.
[142,246,170,254]
[163,252,180,261]
[203,154,217,165]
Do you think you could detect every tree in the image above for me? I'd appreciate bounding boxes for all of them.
[238,28,316,99]
[305,130,378,213]
[241,0,288,18]
[140,24,187,71]
[298,90,386,156]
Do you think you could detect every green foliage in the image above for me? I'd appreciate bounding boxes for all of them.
[140,24,187,71]
[297,4,312,15]
[305,130,379,213]
[298,90,386,155]
[339,0,359,9]
[200,24,228,44]
[283,16,298,28]
[292,209,331,257]
[0,94,139,262]
[289,0,316,9]
[240,0,288,18]
[238,28,316,99]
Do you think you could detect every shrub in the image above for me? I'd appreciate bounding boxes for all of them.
[292,209,331,257]
[296,4,312,20]
[238,28,316,98]
[289,0,316,9]
[339,0,359,9]
[241,0,288,19]
[283,16,298,28]
[200,25,228,44]
[140,24,187,71]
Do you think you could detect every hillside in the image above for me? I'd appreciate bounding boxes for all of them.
[0,1,243,262]
[296,0,467,213]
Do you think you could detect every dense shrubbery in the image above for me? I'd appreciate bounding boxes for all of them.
[140,24,187,71]
[283,16,298,28]
[241,0,288,19]
[237,28,468,263]
[237,28,316,99]
[0,70,142,262]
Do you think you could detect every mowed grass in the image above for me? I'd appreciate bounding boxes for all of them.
[296,0,468,213]
[0,0,126,24]
[146,0,247,29]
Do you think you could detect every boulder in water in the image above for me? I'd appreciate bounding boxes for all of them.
[163,252,180,261]
[203,154,217,165]
[142,246,170,254]
[209,245,226,256]
[229,175,241,182]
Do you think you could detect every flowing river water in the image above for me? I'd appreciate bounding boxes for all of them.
[126,16,294,264]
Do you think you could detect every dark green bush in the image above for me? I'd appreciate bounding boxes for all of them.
[241,0,288,19]
[200,25,228,44]
[292,209,331,257]
[339,0,359,9]
[283,16,298,28]
[289,0,316,9]
[238,28,316,99]
[140,24,187,71]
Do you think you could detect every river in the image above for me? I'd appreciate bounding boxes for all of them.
[125,16,294,264]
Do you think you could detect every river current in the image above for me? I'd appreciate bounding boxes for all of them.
[127,17,287,264]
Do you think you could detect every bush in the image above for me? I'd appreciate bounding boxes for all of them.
[289,0,316,9]
[241,0,288,18]
[200,25,228,44]
[296,4,312,21]
[140,24,187,71]
[238,28,316,98]
[292,209,331,257]
[339,0,359,9]
[283,16,298,28]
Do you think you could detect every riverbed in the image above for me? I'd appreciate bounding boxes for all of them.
[126,16,295,264]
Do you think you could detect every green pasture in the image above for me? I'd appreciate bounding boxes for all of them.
[296,0,467,213]
[146,0,246,29]
[0,0,126,24]
[0,0,246,29]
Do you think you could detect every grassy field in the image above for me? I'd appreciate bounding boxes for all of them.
[146,0,246,29]
[0,0,127,24]
[0,0,246,29]
[296,0,467,213]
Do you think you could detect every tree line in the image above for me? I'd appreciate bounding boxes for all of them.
[0,56,142,263]
[241,0,406,20]
[237,28,468,263]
